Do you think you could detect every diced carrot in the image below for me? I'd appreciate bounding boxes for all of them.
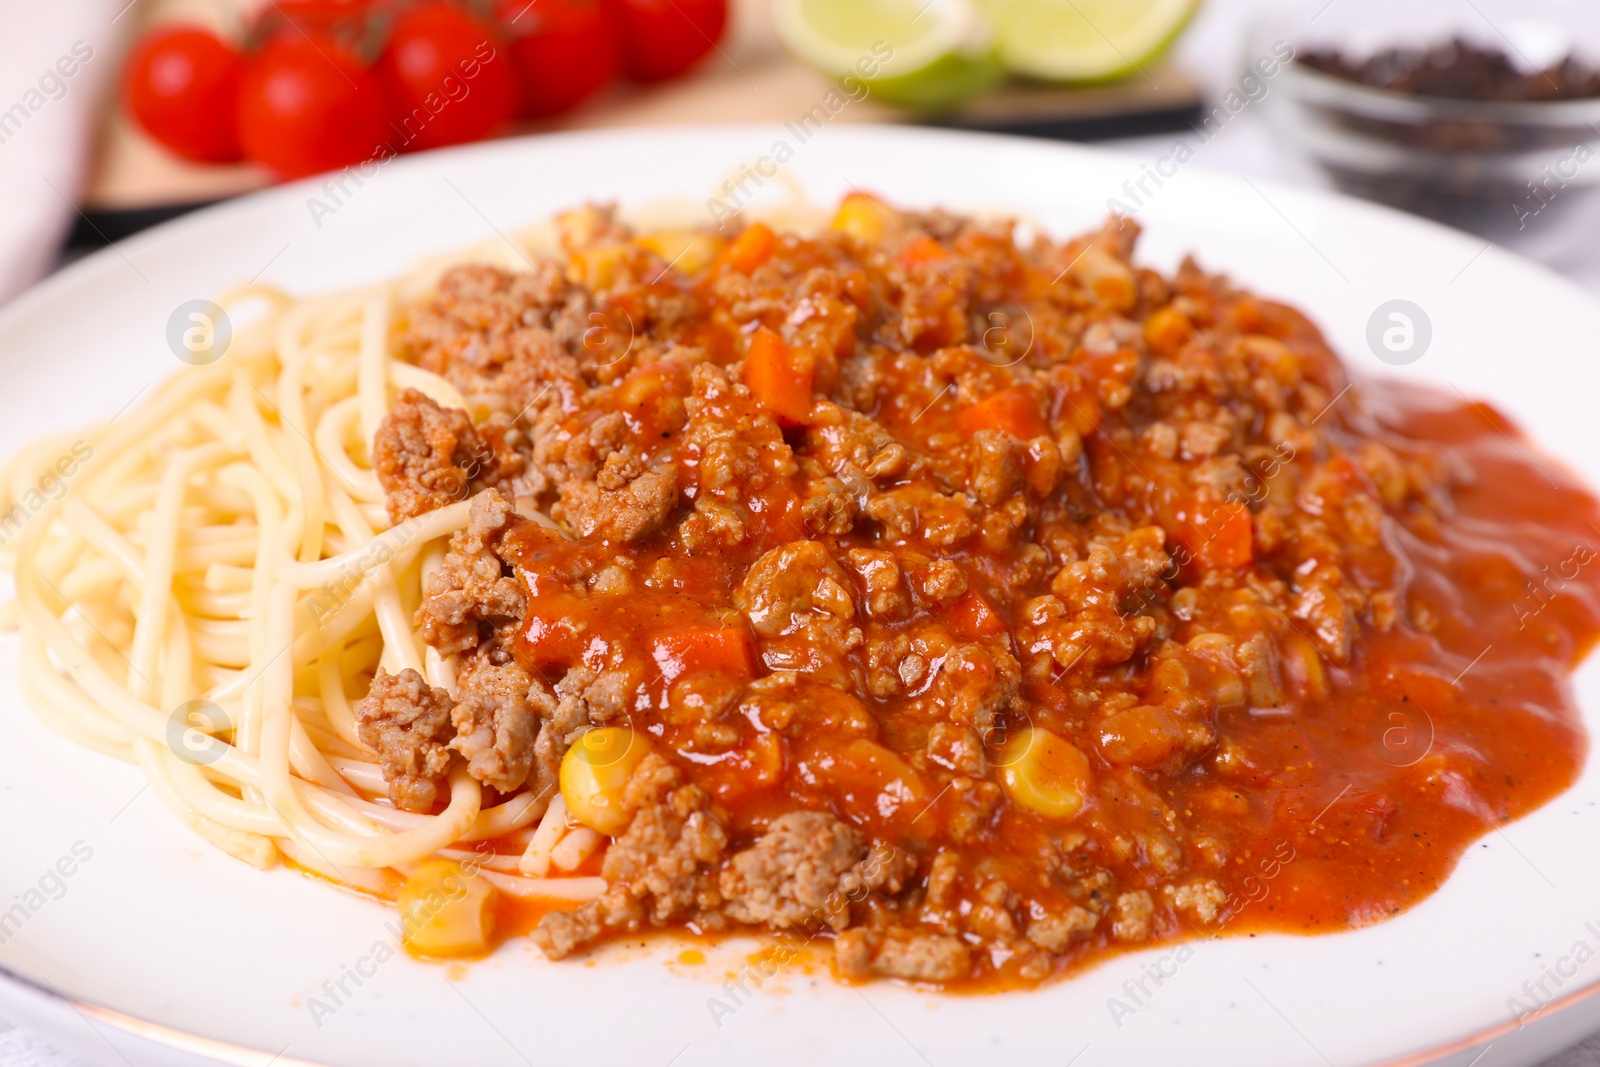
[1054,387,1100,436]
[1189,503,1253,570]
[1057,394,1095,436]
[949,588,1005,640]
[652,625,755,683]
[742,326,814,425]
[718,221,776,275]
[898,236,949,270]
[956,387,1047,441]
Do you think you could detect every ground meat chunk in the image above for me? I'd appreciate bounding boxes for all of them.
[1165,878,1229,925]
[352,668,454,813]
[554,464,678,543]
[844,548,909,620]
[914,558,968,605]
[1111,890,1156,942]
[735,541,856,636]
[532,755,728,959]
[526,889,641,960]
[734,540,862,684]
[1026,907,1099,953]
[557,665,635,724]
[679,498,746,551]
[900,625,1020,736]
[449,653,539,793]
[945,776,1004,842]
[720,812,908,931]
[526,665,635,797]
[862,485,977,546]
[415,489,527,655]
[556,202,632,253]
[399,263,588,408]
[835,927,973,983]
[603,755,729,918]
[679,364,796,516]
[967,429,1024,506]
[373,389,502,524]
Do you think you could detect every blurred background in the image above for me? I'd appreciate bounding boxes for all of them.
[6,0,1600,307]
[4,0,1600,1062]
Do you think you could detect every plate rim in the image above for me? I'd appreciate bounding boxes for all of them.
[5,122,1600,1067]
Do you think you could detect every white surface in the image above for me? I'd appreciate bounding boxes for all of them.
[0,1016,93,1067]
[0,1,122,305]
[2,125,1600,1067]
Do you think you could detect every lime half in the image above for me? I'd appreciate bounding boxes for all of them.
[980,0,1198,84]
[774,0,1003,111]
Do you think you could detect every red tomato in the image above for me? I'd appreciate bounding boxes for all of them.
[380,4,518,151]
[603,0,727,83]
[237,31,391,180]
[495,0,618,117]
[121,26,243,163]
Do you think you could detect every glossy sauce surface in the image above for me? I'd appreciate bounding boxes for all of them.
[496,388,1600,981]
[396,203,1600,985]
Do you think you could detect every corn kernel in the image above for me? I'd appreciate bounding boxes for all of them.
[1143,306,1193,357]
[1243,334,1300,386]
[995,727,1092,820]
[568,243,630,290]
[831,193,897,247]
[636,230,722,277]
[560,726,650,835]
[397,859,497,958]
[555,204,614,252]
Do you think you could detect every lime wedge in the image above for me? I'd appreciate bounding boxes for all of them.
[979,0,1197,83]
[773,0,1003,111]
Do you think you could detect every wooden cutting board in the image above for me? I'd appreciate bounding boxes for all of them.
[84,0,1202,216]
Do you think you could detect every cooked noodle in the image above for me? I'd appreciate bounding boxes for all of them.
[0,230,601,906]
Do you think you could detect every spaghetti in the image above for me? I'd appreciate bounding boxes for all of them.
[0,228,602,921]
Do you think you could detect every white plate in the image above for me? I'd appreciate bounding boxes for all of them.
[3,126,1600,1067]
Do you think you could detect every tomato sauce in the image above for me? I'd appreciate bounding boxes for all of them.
[393,200,1600,985]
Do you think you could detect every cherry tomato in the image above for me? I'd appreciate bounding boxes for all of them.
[237,31,391,180]
[603,0,727,83]
[495,0,618,118]
[380,3,518,150]
[121,26,243,163]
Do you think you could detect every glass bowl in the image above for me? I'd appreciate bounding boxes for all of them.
[1251,0,1600,265]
